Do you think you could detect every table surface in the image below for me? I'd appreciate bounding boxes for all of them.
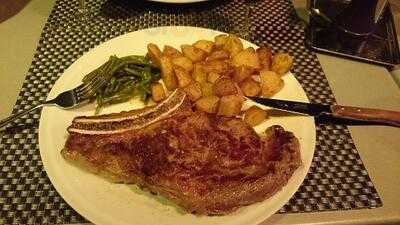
[0,0,399,225]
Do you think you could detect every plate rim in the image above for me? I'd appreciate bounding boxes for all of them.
[38,26,316,225]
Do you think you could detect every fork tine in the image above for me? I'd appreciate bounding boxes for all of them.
[76,76,101,94]
[76,82,100,100]
[74,83,86,92]
[88,76,108,93]
[76,76,108,99]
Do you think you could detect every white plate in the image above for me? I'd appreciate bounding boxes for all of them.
[39,26,316,225]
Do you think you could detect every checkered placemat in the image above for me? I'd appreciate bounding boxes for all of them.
[0,0,382,224]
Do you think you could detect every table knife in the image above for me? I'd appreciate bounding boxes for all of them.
[248,97,400,127]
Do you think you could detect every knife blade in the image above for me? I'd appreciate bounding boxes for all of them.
[248,97,400,127]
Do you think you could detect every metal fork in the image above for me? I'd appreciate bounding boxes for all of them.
[0,76,107,129]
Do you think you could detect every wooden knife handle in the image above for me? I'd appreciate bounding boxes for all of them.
[331,105,400,127]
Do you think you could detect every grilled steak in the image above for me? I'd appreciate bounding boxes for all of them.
[62,90,301,215]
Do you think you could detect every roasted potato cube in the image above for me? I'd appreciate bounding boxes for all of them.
[271,53,293,75]
[224,35,243,57]
[259,70,284,97]
[200,82,214,96]
[151,82,166,102]
[231,47,260,69]
[159,56,178,91]
[181,44,207,62]
[147,43,162,66]
[244,105,268,126]
[207,50,230,61]
[163,45,182,58]
[207,72,221,83]
[192,64,207,83]
[203,60,231,75]
[193,40,215,54]
[256,46,273,70]
[233,66,254,83]
[172,56,193,73]
[214,34,229,48]
[174,66,193,88]
[240,78,261,96]
[183,82,203,101]
[217,95,243,117]
[213,77,237,96]
[195,95,220,113]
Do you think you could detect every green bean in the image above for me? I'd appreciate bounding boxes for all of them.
[82,54,162,114]
[95,93,104,114]
[118,82,137,95]
[117,76,136,83]
[105,77,117,95]
[120,55,157,68]
[123,67,142,77]
[101,94,133,105]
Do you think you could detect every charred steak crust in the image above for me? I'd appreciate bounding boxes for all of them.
[62,99,301,215]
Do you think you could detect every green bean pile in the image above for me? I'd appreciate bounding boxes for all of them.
[82,55,161,114]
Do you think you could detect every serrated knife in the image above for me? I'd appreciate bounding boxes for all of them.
[248,97,400,127]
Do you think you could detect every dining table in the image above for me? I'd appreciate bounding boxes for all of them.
[0,0,399,225]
